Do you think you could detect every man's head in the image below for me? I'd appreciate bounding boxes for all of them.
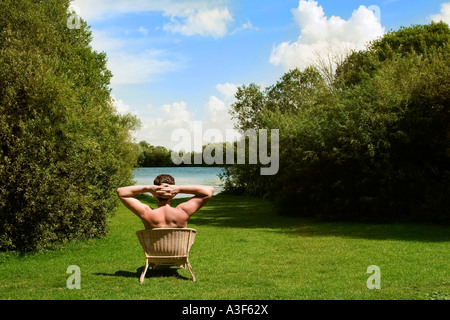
[154,174,175,186]
[154,174,175,205]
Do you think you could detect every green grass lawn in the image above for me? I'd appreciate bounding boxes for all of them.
[0,194,449,300]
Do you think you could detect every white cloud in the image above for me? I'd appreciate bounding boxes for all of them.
[72,0,235,38]
[163,7,234,38]
[203,96,236,131]
[270,0,385,71]
[199,84,240,146]
[90,29,123,52]
[71,0,190,21]
[229,19,258,35]
[108,50,178,85]
[111,95,138,116]
[71,2,237,88]
[90,30,180,85]
[430,2,450,24]
[200,95,240,150]
[134,83,239,151]
[204,95,227,123]
[137,101,195,149]
[137,26,149,36]
[241,20,257,31]
[205,83,239,133]
[215,82,238,100]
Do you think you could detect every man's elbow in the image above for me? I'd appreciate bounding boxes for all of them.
[116,188,125,198]
[206,186,214,198]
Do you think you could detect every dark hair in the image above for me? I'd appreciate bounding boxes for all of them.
[154,174,175,185]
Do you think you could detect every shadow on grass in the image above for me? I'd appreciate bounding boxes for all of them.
[93,266,191,281]
[187,194,450,243]
[135,193,450,242]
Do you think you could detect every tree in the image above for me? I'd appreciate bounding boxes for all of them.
[0,0,140,251]
[335,22,450,88]
[224,22,450,223]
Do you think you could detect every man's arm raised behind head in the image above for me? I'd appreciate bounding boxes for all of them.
[174,185,214,217]
[116,185,156,219]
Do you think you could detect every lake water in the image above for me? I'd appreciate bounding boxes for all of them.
[133,167,225,198]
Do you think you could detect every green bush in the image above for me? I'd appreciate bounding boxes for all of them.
[0,0,140,251]
[225,22,450,223]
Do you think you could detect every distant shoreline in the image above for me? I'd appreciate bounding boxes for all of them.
[133,167,224,198]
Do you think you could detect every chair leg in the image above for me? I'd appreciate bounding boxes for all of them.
[187,260,196,283]
[139,260,149,283]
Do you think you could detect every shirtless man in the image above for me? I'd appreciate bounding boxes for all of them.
[116,174,214,229]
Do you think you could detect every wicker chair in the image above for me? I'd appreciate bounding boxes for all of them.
[136,228,197,283]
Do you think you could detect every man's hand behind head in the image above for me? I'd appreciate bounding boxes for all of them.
[155,184,178,199]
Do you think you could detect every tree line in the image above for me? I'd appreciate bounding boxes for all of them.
[136,140,227,167]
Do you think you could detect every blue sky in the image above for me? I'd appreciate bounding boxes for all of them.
[71,0,449,150]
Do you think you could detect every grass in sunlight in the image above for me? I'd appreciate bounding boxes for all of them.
[0,194,449,300]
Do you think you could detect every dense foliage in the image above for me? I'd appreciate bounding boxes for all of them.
[0,0,140,251]
[224,22,450,223]
[137,141,173,167]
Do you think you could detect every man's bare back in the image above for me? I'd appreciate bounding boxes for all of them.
[136,204,192,229]
[117,174,214,229]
